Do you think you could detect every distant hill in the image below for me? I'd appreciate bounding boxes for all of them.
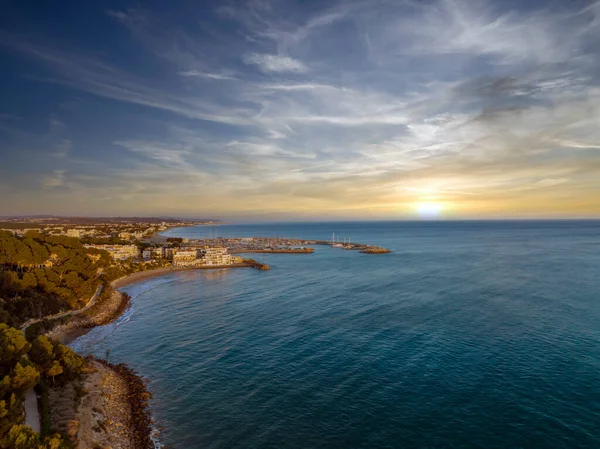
[0,216,221,225]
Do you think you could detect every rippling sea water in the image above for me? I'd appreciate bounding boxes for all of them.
[71,221,600,448]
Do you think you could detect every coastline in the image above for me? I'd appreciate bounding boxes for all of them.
[49,358,155,449]
[49,264,253,448]
[50,263,254,344]
[110,263,252,289]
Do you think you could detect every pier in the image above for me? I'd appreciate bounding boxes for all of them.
[178,236,390,255]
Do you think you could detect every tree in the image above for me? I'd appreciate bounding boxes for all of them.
[0,324,30,370]
[0,424,42,449]
[43,434,66,449]
[10,362,39,392]
[0,375,11,398]
[21,273,37,290]
[46,361,63,385]
[29,336,54,371]
[54,345,83,379]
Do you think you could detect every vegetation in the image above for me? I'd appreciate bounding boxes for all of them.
[79,236,129,245]
[0,229,168,448]
[166,237,183,247]
[0,324,84,448]
[0,232,103,327]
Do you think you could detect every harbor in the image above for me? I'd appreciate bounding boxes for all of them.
[167,234,391,255]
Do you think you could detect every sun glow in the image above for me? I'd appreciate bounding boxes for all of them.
[415,202,445,219]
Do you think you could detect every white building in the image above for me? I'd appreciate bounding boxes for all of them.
[66,229,81,238]
[172,249,200,267]
[85,244,140,261]
[200,247,242,266]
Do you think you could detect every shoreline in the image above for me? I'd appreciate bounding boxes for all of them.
[51,264,254,344]
[51,264,255,448]
[110,263,253,289]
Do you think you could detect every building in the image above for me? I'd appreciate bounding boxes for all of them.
[150,247,164,259]
[200,247,240,266]
[142,249,153,261]
[43,253,60,267]
[119,232,132,241]
[172,249,200,267]
[66,229,81,238]
[84,244,140,261]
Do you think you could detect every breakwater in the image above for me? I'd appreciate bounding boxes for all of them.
[231,248,314,254]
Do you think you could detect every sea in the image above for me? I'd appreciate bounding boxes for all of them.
[70,220,600,448]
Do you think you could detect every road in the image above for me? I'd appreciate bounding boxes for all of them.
[21,284,103,334]
[24,388,40,433]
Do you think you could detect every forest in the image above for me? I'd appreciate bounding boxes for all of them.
[0,231,110,327]
[0,231,161,447]
[0,323,85,448]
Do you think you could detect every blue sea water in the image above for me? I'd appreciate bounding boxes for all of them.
[71,221,600,448]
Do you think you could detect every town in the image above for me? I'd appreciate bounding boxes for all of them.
[0,216,219,240]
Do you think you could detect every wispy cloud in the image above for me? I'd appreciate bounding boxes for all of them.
[243,53,308,73]
[41,170,67,189]
[1,0,599,218]
[291,162,334,172]
[179,70,237,80]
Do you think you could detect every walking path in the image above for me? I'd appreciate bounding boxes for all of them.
[21,285,103,333]
[24,388,40,433]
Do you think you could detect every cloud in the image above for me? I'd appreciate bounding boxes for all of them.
[179,70,237,80]
[41,170,67,189]
[291,162,334,172]
[261,83,339,91]
[53,139,72,158]
[2,0,600,218]
[243,53,308,73]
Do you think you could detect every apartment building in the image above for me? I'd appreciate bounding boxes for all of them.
[84,244,140,261]
[172,249,200,267]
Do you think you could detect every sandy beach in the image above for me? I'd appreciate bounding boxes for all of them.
[46,263,252,344]
[110,263,251,289]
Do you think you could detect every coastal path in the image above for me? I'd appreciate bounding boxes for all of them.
[24,388,41,433]
[21,285,103,334]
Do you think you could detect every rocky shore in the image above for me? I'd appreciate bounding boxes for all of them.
[230,248,314,254]
[94,359,154,449]
[360,246,391,254]
[45,288,131,344]
[48,359,153,449]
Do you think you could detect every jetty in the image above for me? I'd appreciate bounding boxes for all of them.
[230,248,314,254]
[243,259,271,270]
[177,236,390,256]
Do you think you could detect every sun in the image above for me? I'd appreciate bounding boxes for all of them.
[415,202,444,219]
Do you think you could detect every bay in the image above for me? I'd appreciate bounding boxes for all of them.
[72,221,600,448]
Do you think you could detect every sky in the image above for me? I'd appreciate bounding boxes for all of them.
[1,0,599,221]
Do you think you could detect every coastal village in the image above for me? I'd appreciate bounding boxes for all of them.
[1,216,390,270]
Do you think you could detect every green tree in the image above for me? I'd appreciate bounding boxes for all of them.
[21,273,38,290]
[46,362,63,385]
[0,424,42,449]
[0,375,11,398]
[10,362,39,392]
[0,324,30,370]
[29,336,54,371]
[54,345,83,379]
[42,434,66,449]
